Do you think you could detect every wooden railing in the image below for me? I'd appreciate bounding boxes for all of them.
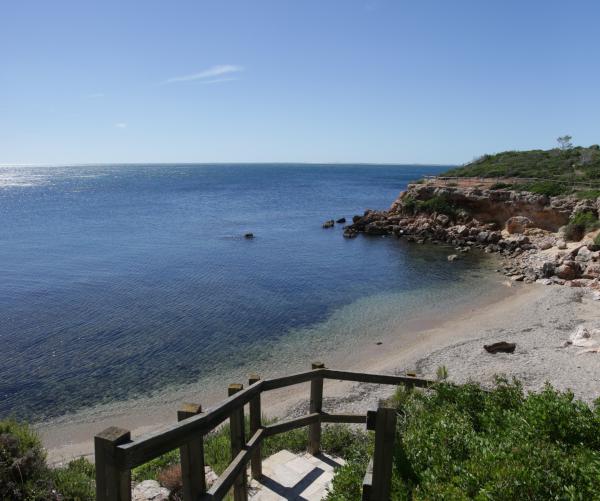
[95,364,432,501]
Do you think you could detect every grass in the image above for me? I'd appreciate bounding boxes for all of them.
[326,378,600,501]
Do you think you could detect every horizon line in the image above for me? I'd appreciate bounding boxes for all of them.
[0,161,457,168]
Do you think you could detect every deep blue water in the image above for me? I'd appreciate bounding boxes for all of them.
[0,164,498,421]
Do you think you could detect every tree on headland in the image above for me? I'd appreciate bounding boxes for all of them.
[557,134,573,150]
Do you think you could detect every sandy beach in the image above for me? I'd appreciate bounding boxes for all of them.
[41,279,600,465]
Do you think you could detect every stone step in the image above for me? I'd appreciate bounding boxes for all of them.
[249,450,345,501]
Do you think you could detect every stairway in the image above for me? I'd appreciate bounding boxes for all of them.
[249,450,345,501]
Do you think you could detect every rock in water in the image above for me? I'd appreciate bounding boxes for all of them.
[322,220,335,228]
[447,254,459,262]
[484,341,516,354]
[133,480,170,501]
[244,233,254,239]
[336,217,346,224]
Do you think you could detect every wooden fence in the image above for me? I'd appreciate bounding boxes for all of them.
[95,363,432,501]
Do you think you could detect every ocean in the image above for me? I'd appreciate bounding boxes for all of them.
[0,164,501,421]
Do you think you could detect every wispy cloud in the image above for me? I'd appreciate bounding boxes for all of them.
[114,122,127,128]
[161,65,243,85]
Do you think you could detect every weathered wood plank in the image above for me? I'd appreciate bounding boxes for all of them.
[178,403,205,501]
[95,427,132,501]
[308,362,325,454]
[323,369,431,388]
[261,369,322,391]
[370,405,396,501]
[361,458,373,501]
[117,381,263,468]
[248,375,262,480]
[263,413,320,437]
[207,429,263,499]
[228,384,247,501]
[321,413,366,424]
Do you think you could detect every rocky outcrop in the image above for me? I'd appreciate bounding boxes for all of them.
[343,183,600,287]
[389,184,579,231]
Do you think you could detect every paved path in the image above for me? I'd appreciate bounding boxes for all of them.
[249,450,345,501]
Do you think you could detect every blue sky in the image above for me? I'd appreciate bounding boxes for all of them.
[1,0,599,165]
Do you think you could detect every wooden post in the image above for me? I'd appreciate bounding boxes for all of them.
[366,403,397,501]
[178,403,205,501]
[248,374,262,480]
[228,384,248,501]
[308,361,325,455]
[95,426,132,501]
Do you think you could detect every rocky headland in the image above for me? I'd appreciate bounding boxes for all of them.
[343,180,600,290]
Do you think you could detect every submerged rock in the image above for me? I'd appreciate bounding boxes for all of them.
[322,220,335,229]
[244,232,254,239]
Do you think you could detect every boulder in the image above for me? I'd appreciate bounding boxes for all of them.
[575,246,593,263]
[322,220,335,229]
[484,341,516,354]
[133,480,170,501]
[506,216,533,234]
[583,263,600,279]
[556,261,581,280]
[436,214,450,227]
[541,261,555,278]
[447,254,459,262]
[556,239,567,249]
[244,233,254,239]
[537,237,554,250]
[455,225,469,236]
[336,217,346,224]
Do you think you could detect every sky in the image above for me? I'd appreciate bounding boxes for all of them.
[1,0,599,165]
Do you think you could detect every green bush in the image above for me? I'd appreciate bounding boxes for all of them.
[0,421,95,500]
[416,195,457,217]
[595,233,600,246]
[326,379,600,500]
[564,211,600,241]
[576,189,600,200]
[519,180,569,197]
[0,420,54,500]
[489,182,512,190]
[51,458,95,501]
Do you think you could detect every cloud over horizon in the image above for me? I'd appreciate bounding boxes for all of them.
[161,65,243,85]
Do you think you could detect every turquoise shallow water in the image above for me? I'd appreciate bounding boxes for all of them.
[0,164,500,421]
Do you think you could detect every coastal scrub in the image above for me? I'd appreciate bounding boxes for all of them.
[325,379,600,500]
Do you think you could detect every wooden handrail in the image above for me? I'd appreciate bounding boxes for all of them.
[95,365,434,501]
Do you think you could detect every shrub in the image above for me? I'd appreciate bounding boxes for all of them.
[519,181,569,197]
[326,379,600,500]
[576,189,600,200]
[489,182,512,190]
[51,458,95,501]
[564,211,600,241]
[416,195,457,217]
[0,420,54,500]
[595,233,600,246]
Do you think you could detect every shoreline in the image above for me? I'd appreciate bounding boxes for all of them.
[41,279,600,466]
[41,276,517,464]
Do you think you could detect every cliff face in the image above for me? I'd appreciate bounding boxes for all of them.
[343,183,600,286]
[390,184,590,232]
